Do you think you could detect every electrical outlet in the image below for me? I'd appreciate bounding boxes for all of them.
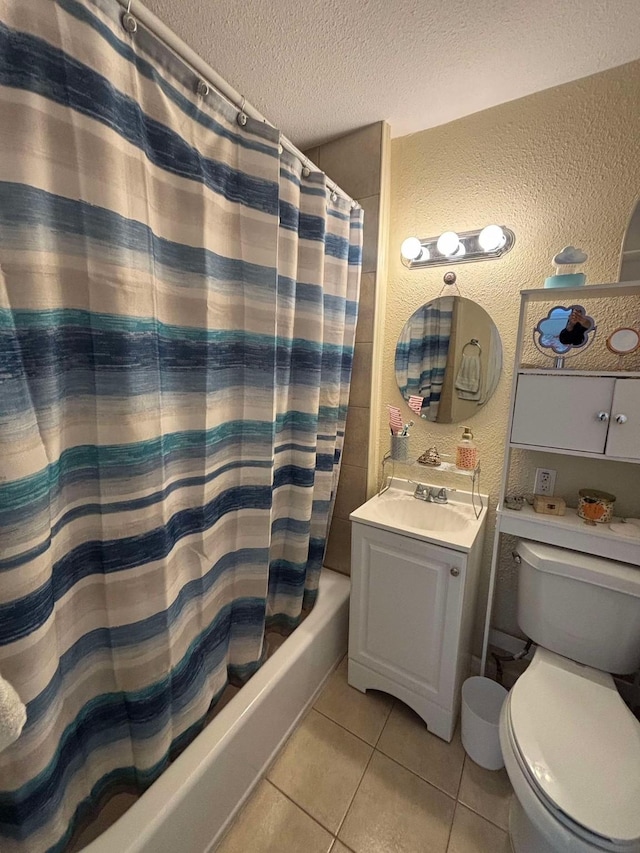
[534,467,556,496]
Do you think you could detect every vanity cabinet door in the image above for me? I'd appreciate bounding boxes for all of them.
[605,379,640,460]
[510,374,615,453]
[349,523,466,709]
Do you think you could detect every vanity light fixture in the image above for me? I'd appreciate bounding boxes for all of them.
[400,236,429,262]
[401,225,515,268]
[436,231,461,257]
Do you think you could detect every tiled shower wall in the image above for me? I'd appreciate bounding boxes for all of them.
[305,121,389,574]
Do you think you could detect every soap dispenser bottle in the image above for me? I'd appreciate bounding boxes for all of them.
[456,426,478,470]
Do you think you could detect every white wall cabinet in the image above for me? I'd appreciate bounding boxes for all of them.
[348,520,483,742]
[606,379,640,459]
[511,374,640,460]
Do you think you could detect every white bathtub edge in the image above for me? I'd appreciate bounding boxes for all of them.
[83,567,350,853]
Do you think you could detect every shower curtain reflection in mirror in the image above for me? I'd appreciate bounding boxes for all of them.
[395,296,454,421]
[395,296,503,424]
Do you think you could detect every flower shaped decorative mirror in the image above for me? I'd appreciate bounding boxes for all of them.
[534,304,596,367]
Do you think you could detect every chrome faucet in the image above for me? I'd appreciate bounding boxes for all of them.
[414,483,429,500]
[413,484,449,504]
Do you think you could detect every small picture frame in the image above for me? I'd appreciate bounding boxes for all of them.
[606,327,640,356]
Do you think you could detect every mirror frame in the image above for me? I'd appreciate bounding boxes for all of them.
[606,327,640,355]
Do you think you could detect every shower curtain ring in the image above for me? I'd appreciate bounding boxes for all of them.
[237,96,248,127]
[122,0,137,33]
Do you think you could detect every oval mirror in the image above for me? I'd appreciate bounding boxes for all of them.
[606,327,640,355]
[395,295,502,424]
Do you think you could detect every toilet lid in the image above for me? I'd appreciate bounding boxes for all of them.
[510,648,640,844]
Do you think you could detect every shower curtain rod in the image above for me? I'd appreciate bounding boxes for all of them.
[115,0,359,208]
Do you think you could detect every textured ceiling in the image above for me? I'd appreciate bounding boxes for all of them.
[143,0,640,148]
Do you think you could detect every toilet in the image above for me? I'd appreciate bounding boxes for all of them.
[499,540,640,853]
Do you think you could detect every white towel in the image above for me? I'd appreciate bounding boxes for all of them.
[455,351,482,400]
[0,675,27,754]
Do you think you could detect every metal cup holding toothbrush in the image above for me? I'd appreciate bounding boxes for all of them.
[390,434,409,461]
[389,420,413,461]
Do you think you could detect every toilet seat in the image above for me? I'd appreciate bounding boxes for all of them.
[507,647,640,848]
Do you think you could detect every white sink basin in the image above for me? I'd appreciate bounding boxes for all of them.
[350,478,487,552]
[360,489,473,533]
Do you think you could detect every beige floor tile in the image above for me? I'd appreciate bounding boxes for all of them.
[267,709,373,833]
[377,701,466,796]
[339,751,455,853]
[215,780,333,853]
[458,758,513,831]
[447,804,511,853]
[314,658,393,745]
[331,841,354,853]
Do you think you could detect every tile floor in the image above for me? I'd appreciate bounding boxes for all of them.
[215,657,513,853]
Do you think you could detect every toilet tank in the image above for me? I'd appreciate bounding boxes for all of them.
[516,540,640,674]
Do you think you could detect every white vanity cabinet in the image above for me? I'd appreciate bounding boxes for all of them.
[348,510,485,743]
[511,373,640,460]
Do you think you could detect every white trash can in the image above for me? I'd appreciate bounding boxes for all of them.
[461,676,508,770]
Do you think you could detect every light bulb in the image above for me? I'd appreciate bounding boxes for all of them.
[436,231,460,256]
[479,225,506,252]
[400,237,424,261]
[453,241,466,257]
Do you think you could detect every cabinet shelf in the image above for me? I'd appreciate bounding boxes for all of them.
[517,368,640,379]
[519,280,640,301]
[497,504,640,565]
[508,441,640,465]
[382,457,478,477]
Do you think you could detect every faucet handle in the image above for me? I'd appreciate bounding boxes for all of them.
[414,483,427,497]
[429,487,448,503]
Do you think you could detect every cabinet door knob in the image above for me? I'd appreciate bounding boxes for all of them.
[615,413,628,424]
[597,411,610,422]
[450,567,460,577]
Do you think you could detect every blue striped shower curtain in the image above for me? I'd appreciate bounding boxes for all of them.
[0,1,362,851]
[395,296,453,421]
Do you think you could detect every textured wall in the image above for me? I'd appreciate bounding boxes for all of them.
[381,60,640,647]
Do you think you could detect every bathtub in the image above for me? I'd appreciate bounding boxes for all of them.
[82,567,350,853]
